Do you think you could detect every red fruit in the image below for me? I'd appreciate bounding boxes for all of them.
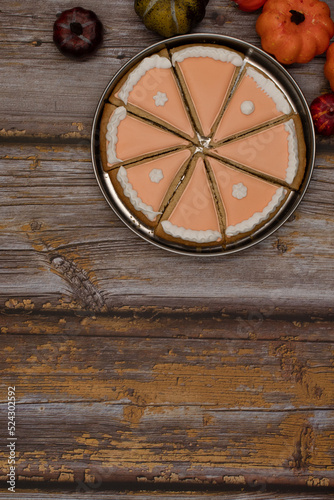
[310,93,334,136]
[234,0,267,12]
[53,7,103,59]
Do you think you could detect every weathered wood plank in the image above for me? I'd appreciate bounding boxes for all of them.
[0,401,333,487]
[1,493,334,499]
[0,144,333,314]
[1,309,333,341]
[0,0,332,138]
[1,335,333,408]
[1,332,333,488]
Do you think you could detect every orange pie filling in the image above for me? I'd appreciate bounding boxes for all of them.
[207,157,287,238]
[105,106,188,168]
[213,66,291,142]
[161,157,222,243]
[116,149,192,222]
[115,53,195,138]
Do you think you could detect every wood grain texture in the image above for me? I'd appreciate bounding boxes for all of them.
[1,335,334,488]
[1,309,333,341]
[1,336,333,408]
[1,403,334,487]
[1,493,334,499]
[0,142,333,313]
[0,0,334,495]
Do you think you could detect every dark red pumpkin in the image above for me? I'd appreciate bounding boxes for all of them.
[53,7,103,59]
[310,93,334,136]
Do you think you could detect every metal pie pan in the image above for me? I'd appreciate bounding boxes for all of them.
[91,34,315,256]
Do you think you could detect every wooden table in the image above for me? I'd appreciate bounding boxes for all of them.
[1,1,333,498]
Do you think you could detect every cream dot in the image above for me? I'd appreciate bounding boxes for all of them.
[241,100,255,115]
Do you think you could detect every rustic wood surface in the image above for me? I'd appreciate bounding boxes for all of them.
[0,0,333,497]
[1,493,334,500]
[1,494,334,500]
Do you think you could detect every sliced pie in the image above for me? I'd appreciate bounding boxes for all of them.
[207,156,290,243]
[110,49,195,141]
[211,117,306,189]
[171,44,243,138]
[100,103,190,170]
[156,155,223,247]
[99,44,308,251]
[109,148,193,227]
[212,66,292,143]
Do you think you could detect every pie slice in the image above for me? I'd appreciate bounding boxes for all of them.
[110,49,195,141]
[207,156,289,243]
[156,155,223,247]
[100,103,189,170]
[171,44,243,138]
[109,148,193,227]
[211,117,306,189]
[213,65,292,143]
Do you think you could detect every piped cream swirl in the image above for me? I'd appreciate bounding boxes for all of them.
[106,106,127,164]
[226,187,286,237]
[246,67,291,115]
[118,55,171,105]
[117,166,161,221]
[162,220,221,243]
[172,46,243,67]
[284,119,299,184]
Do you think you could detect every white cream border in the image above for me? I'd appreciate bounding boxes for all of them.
[117,54,171,105]
[161,220,222,243]
[117,166,161,222]
[246,67,291,115]
[172,46,243,67]
[284,119,299,184]
[106,106,127,165]
[226,186,287,237]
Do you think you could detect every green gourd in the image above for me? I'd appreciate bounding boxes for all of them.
[135,0,209,38]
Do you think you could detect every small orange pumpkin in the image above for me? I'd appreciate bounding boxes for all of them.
[324,43,334,91]
[256,0,334,64]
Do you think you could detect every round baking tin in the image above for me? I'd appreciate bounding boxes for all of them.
[91,34,315,256]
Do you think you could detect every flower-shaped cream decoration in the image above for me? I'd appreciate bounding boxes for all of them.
[232,182,248,200]
[153,91,168,107]
[149,168,164,183]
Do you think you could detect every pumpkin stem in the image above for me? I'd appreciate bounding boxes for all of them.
[70,22,83,36]
[290,10,305,25]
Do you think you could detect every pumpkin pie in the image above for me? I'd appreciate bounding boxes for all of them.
[100,43,306,250]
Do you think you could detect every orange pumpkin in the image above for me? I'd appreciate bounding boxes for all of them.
[324,43,334,91]
[256,0,334,64]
